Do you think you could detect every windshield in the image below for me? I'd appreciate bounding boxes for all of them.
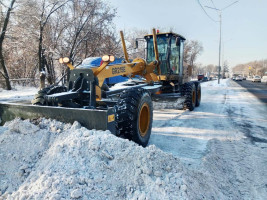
[146,35,170,74]
[146,36,168,63]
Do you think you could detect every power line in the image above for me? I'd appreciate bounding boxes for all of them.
[222,1,239,11]
[210,0,217,9]
[197,0,219,22]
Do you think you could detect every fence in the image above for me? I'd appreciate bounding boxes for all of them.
[0,78,37,88]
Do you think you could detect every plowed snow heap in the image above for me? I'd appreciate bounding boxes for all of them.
[0,118,196,200]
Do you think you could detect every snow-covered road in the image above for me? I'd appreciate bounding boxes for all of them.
[151,79,267,198]
[0,79,266,199]
[151,79,267,163]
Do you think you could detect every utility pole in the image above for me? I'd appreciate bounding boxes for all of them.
[205,1,238,84]
[218,12,222,84]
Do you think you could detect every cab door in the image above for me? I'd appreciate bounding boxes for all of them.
[169,36,180,74]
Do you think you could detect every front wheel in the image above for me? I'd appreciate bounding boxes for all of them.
[115,88,153,147]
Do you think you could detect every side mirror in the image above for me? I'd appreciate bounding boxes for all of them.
[175,37,180,46]
[134,40,138,49]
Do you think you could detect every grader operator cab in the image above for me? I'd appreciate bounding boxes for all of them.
[145,32,185,77]
[0,29,201,147]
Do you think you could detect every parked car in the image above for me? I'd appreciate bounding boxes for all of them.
[198,74,204,81]
[235,76,243,81]
[243,76,246,80]
[252,75,261,82]
[202,77,208,82]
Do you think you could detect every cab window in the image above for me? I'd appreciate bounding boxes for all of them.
[146,36,169,74]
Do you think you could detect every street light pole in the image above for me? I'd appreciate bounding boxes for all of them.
[218,12,222,84]
[205,1,238,84]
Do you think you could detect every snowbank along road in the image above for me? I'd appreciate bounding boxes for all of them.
[0,79,266,199]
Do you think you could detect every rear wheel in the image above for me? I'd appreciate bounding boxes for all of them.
[182,82,196,111]
[115,88,153,147]
[194,82,201,107]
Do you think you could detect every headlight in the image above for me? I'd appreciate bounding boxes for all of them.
[102,55,110,62]
[109,55,115,62]
[102,55,115,62]
[59,58,64,64]
[63,57,70,63]
[59,57,70,64]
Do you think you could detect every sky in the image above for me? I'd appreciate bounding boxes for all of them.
[104,0,267,68]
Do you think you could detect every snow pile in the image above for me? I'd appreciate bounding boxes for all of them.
[0,118,217,200]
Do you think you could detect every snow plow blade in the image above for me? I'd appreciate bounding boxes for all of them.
[0,102,116,134]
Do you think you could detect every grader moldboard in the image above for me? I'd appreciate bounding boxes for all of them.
[0,29,201,147]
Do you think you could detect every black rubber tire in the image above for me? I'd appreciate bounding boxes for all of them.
[194,82,201,107]
[182,82,196,111]
[32,85,67,105]
[115,88,153,147]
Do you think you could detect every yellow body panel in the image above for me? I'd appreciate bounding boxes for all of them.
[90,58,159,99]
[60,28,163,100]
[108,114,115,122]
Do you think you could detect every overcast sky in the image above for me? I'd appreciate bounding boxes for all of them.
[104,0,267,68]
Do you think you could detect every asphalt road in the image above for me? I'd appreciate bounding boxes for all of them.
[233,79,267,104]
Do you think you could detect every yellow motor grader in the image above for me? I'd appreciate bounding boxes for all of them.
[0,29,201,147]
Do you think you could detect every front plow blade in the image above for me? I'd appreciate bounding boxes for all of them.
[0,102,116,134]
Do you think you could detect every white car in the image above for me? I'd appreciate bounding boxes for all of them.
[235,76,243,81]
[262,76,267,84]
[252,76,261,82]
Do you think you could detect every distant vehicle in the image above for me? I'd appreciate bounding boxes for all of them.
[243,77,246,80]
[198,74,204,81]
[235,76,242,81]
[261,76,267,84]
[209,77,213,81]
[252,75,261,82]
[202,77,208,82]
[232,76,236,80]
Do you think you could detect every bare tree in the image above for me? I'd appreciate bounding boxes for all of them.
[232,59,267,77]
[52,0,116,81]
[0,0,16,90]
[184,40,203,76]
[1,0,118,88]
[37,0,69,88]
[184,40,203,66]
[61,0,116,62]
[124,28,148,59]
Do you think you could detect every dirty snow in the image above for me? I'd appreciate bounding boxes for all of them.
[0,79,267,199]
